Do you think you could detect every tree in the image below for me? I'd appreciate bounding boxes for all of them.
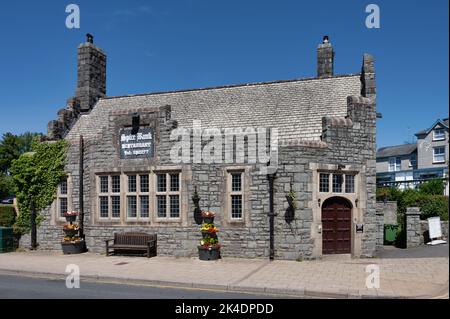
[0,174,14,199]
[0,133,22,174]
[0,132,42,175]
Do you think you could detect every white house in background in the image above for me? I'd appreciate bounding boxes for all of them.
[376,118,449,194]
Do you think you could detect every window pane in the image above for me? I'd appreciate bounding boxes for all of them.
[111,176,120,193]
[100,196,109,218]
[157,195,167,217]
[231,173,242,192]
[140,175,149,193]
[169,195,180,218]
[128,175,137,192]
[60,179,68,195]
[127,196,137,218]
[59,198,68,217]
[434,147,445,162]
[333,174,343,193]
[231,195,242,219]
[157,174,166,192]
[170,174,180,192]
[345,175,355,193]
[140,196,149,218]
[434,129,445,140]
[319,173,329,192]
[100,176,109,193]
[111,196,120,218]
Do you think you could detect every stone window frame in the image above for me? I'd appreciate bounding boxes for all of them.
[57,175,72,222]
[318,171,358,195]
[433,146,446,164]
[222,166,251,227]
[97,174,122,221]
[154,171,182,222]
[125,173,151,221]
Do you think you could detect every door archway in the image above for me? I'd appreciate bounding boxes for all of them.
[321,197,352,254]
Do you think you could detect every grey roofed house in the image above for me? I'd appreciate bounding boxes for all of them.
[414,118,449,137]
[377,117,449,193]
[376,144,417,158]
[23,35,380,260]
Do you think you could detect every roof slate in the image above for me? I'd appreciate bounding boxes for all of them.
[66,74,361,141]
[377,144,417,158]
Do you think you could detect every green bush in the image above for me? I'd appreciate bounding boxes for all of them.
[418,179,445,195]
[417,195,449,221]
[0,205,16,227]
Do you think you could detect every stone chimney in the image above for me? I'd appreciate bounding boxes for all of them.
[317,36,334,78]
[360,53,376,98]
[76,33,107,112]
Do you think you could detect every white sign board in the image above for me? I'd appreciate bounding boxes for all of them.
[428,217,442,239]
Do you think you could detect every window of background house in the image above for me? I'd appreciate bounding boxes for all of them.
[98,175,120,219]
[58,178,68,218]
[433,146,446,163]
[410,153,417,167]
[229,172,243,219]
[332,174,343,193]
[433,128,445,141]
[156,172,181,219]
[389,157,401,172]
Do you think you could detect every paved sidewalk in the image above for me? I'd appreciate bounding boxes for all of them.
[0,251,448,299]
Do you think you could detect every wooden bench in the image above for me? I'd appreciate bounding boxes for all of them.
[105,232,157,258]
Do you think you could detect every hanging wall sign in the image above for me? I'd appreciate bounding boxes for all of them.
[119,127,154,159]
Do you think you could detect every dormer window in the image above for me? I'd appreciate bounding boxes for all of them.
[433,128,445,141]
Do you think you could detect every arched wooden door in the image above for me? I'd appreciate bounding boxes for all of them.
[321,197,352,254]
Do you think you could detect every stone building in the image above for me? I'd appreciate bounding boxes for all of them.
[21,35,379,259]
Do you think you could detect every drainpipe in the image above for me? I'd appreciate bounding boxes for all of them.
[79,135,86,252]
[267,171,277,260]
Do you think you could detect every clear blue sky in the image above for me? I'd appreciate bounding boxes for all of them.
[0,0,448,148]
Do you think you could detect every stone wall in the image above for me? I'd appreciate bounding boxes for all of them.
[376,201,397,225]
[406,207,449,247]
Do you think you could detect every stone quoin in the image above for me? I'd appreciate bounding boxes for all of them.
[21,34,379,260]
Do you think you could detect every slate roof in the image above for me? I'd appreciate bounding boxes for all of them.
[376,144,417,158]
[67,74,361,142]
[415,118,449,136]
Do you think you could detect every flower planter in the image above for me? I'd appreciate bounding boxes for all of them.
[201,231,218,239]
[198,246,221,261]
[65,215,77,223]
[61,241,85,255]
[63,228,79,237]
[203,217,214,224]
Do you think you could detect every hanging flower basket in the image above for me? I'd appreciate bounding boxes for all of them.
[64,212,79,223]
[201,211,215,224]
